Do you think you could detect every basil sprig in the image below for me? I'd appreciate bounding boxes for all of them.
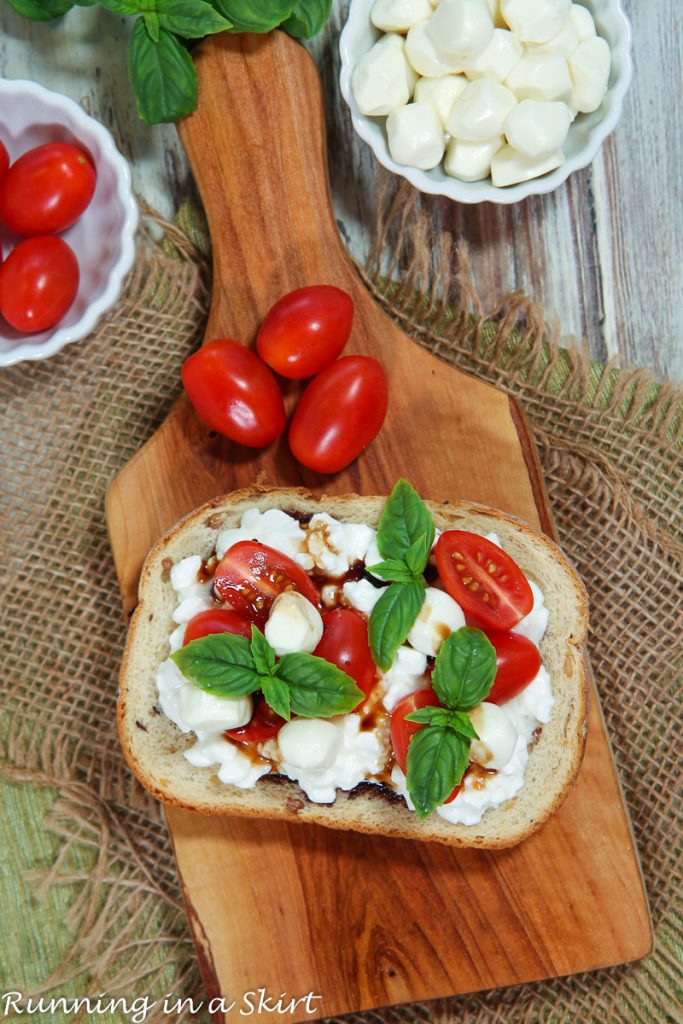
[367,480,435,671]
[171,625,363,720]
[403,627,497,819]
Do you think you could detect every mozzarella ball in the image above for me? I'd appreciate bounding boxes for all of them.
[505,53,572,102]
[428,0,494,58]
[264,591,323,656]
[381,32,420,92]
[387,102,446,169]
[462,28,522,81]
[504,99,571,158]
[444,134,503,180]
[568,37,611,113]
[569,2,596,42]
[491,143,563,186]
[406,20,466,76]
[278,718,342,770]
[447,78,517,141]
[500,0,571,44]
[407,587,465,656]
[530,19,579,57]
[178,688,253,733]
[352,36,413,115]
[469,701,518,769]
[414,73,468,126]
[371,0,433,31]
[485,0,506,27]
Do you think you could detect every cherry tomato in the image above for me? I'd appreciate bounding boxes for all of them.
[0,236,79,333]
[214,540,319,625]
[288,355,388,474]
[0,142,9,184]
[227,694,285,743]
[313,609,377,706]
[256,285,354,379]
[183,608,253,645]
[485,630,541,704]
[181,338,286,448]
[390,689,461,804]
[435,531,533,631]
[0,142,96,236]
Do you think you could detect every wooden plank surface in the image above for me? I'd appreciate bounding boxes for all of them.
[0,2,680,380]
[106,33,651,1024]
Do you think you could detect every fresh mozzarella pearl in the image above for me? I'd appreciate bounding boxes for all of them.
[500,0,571,44]
[178,688,253,733]
[342,578,383,617]
[491,144,563,186]
[407,587,466,656]
[427,0,494,58]
[352,36,413,115]
[485,0,506,27]
[387,102,446,169]
[447,78,517,142]
[277,718,342,770]
[462,28,522,82]
[569,2,596,42]
[379,33,420,93]
[505,53,572,102]
[170,555,201,592]
[371,0,433,33]
[264,592,324,656]
[406,20,466,77]
[530,19,579,56]
[414,73,468,126]
[444,134,503,180]
[568,37,611,113]
[469,701,518,769]
[504,99,571,158]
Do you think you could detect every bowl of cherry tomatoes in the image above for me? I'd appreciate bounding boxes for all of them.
[0,79,138,368]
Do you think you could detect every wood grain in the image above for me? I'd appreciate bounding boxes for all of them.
[106,32,651,1024]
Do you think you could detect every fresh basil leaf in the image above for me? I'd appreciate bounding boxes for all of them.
[280,0,330,38]
[369,581,425,672]
[156,0,230,37]
[448,710,479,740]
[276,653,363,718]
[405,706,453,728]
[432,627,497,710]
[99,0,140,13]
[406,726,469,819]
[214,0,292,33]
[171,632,262,697]
[250,625,275,677]
[6,0,73,19]
[366,559,417,584]
[376,479,435,569]
[128,19,198,125]
[261,675,291,721]
[405,534,431,576]
[144,10,160,40]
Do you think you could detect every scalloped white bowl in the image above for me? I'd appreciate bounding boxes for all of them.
[0,80,138,367]
[340,0,632,204]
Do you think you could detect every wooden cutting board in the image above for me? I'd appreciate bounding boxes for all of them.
[106,32,652,1024]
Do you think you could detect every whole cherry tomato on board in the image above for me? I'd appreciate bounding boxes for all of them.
[181,339,286,448]
[213,540,319,625]
[288,355,388,474]
[0,141,9,184]
[183,608,253,645]
[390,689,461,804]
[0,142,96,236]
[435,531,533,632]
[227,694,285,744]
[485,630,541,704]
[0,236,79,333]
[256,285,354,379]
[313,609,377,706]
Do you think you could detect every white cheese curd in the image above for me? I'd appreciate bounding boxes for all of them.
[568,36,610,113]
[513,580,549,646]
[364,536,383,577]
[500,0,571,44]
[380,645,429,711]
[304,513,375,576]
[264,591,323,656]
[468,700,518,769]
[277,718,342,770]
[530,19,579,57]
[172,582,214,624]
[170,555,202,592]
[462,28,522,82]
[406,20,466,77]
[414,73,468,126]
[444,134,503,180]
[215,507,313,568]
[156,658,253,735]
[185,736,271,788]
[371,0,433,33]
[387,102,446,169]
[491,144,564,186]
[321,583,341,608]
[168,623,186,653]
[504,99,571,158]
[427,0,494,59]
[342,578,384,617]
[569,2,596,42]
[407,586,465,656]
[447,78,517,142]
[352,35,414,115]
[505,53,572,103]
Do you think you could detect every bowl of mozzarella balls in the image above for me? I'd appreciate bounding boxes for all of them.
[340,0,632,202]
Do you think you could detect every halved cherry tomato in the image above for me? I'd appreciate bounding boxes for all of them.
[390,689,461,803]
[213,540,319,625]
[435,531,533,631]
[181,338,286,448]
[0,236,79,333]
[0,142,9,184]
[485,630,541,704]
[183,608,253,645]
[313,609,377,707]
[257,285,354,379]
[288,355,388,474]
[226,693,285,743]
[0,142,96,236]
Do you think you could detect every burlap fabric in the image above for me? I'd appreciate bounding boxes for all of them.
[0,187,681,1024]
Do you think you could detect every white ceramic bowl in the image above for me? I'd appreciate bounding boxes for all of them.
[0,79,138,367]
[340,0,633,204]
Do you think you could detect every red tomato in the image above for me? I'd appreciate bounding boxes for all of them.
[183,608,253,645]
[227,694,285,744]
[314,609,377,706]
[0,236,79,332]
[214,540,319,625]
[435,531,533,631]
[288,355,388,474]
[0,142,96,236]
[0,142,9,184]
[485,630,541,704]
[390,689,461,803]
[181,338,285,448]
[256,285,354,379]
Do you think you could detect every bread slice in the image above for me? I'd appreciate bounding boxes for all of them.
[118,487,588,848]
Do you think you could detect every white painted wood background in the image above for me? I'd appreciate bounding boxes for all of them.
[0,1,680,379]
